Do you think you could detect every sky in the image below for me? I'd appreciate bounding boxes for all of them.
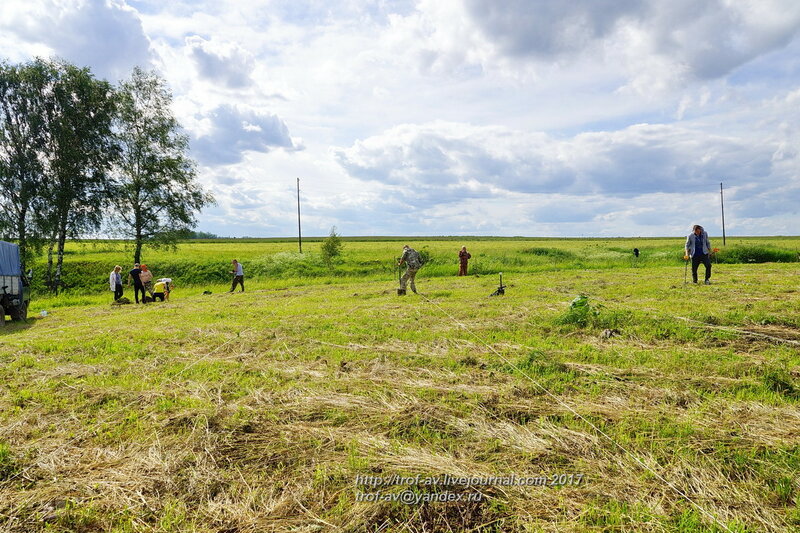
[1,0,799,237]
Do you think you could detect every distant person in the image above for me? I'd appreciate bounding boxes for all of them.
[109,265,123,302]
[458,246,471,276]
[128,263,145,304]
[398,245,422,295]
[685,224,712,284]
[230,259,244,292]
[157,278,173,301]
[140,264,154,298]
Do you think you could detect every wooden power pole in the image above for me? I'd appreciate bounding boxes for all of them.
[720,182,726,246]
[297,178,302,253]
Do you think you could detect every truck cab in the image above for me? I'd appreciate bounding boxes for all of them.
[0,241,31,324]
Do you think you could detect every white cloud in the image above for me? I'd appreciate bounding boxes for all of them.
[184,36,255,88]
[381,0,800,90]
[190,104,299,165]
[1,0,798,237]
[464,0,644,59]
[0,0,153,80]
[333,121,782,198]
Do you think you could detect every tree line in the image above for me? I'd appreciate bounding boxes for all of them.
[0,58,213,292]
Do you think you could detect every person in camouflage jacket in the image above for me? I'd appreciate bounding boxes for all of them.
[398,245,422,294]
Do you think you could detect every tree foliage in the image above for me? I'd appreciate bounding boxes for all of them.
[40,59,117,292]
[110,67,213,264]
[0,59,213,288]
[0,59,52,271]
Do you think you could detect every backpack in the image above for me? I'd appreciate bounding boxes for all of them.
[406,249,422,269]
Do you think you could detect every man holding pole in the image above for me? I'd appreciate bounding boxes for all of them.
[229,259,244,292]
[398,245,422,295]
[685,225,713,285]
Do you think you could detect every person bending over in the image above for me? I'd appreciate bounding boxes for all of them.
[398,245,422,294]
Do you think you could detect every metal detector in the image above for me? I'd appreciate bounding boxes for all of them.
[489,272,506,296]
[683,257,689,285]
[396,259,406,295]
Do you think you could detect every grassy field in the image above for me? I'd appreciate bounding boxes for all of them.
[1,238,799,532]
[26,236,800,296]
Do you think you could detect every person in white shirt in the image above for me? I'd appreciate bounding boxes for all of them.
[230,259,244,292]
[109,265,123,301]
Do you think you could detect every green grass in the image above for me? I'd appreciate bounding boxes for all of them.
[0,238,798,531]
[25,236,800,294]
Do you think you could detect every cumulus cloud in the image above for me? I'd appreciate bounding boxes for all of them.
[335,123,564,197]
[730,183,800,219]
[0,0,152,80]
[191,104,298,165]
[334,121,782,202]
[640,0,800,80]
[185,35,254,88]
[464,0,644,59]
[390,0,800,88]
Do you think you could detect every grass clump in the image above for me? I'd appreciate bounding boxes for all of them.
[716,245,798,264]
[579,499,658,529]
[556,294,601,327]
[0,442,19,480]
[520,247,575,260]
[761,367,798,398]
[251,251,325,277]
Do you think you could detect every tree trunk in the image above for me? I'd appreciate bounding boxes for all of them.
[134,236,142,264]
[45,229,56,291]
[54,216,68,295]
[134,204,143,264]
[16,206,28,274]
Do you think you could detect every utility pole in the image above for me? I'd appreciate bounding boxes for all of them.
[297,178,302,253]
[720,182,726,246]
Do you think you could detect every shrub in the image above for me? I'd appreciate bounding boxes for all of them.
[320,226,343,266]
[417,247,432,265]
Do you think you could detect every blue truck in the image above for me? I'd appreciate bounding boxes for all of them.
[0,241,31,324]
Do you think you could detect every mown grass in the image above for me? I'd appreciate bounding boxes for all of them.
[1,239,798,531]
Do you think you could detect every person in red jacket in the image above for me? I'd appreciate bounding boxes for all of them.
[458,246,471,276]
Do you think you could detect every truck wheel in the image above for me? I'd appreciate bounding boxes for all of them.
[0,305,4,327]
[10,301,27,321]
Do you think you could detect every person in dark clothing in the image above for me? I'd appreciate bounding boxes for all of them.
[685,225,712,284]
[128,263,146,303]
[458,246,471,276]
